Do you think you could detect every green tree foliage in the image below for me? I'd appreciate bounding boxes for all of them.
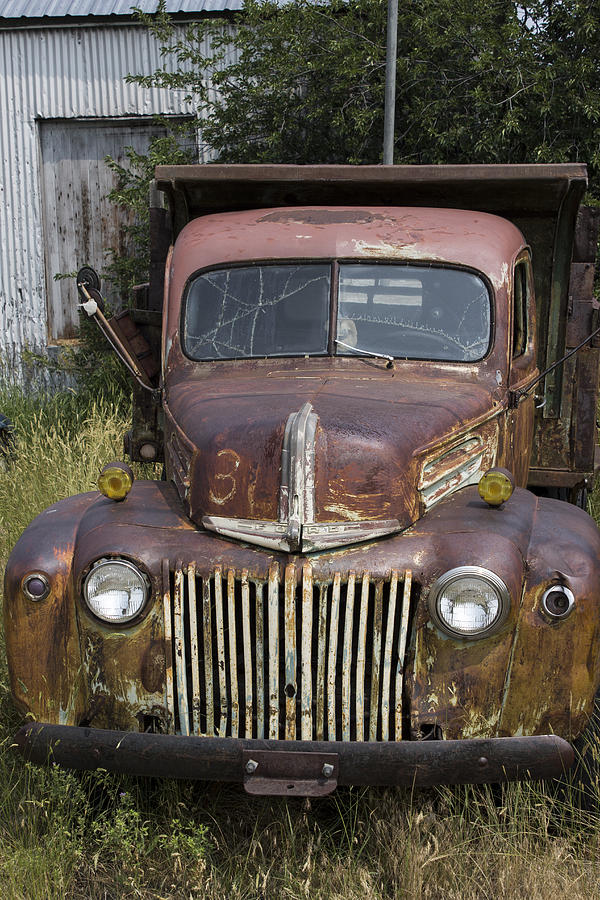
[105,131,195,298]
[129,1,600,172]
[134,0,390,165]
[109,0,600,286]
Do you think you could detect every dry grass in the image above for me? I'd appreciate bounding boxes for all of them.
[1,386,600,898]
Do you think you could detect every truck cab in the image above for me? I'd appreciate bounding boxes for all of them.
[5,165,600,795]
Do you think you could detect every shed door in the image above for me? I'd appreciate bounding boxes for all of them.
[40,118,166,342]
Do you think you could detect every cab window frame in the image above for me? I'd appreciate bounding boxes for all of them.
[179,258,495,365]
[511,251,536,365]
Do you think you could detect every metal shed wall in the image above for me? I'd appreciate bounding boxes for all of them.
[0,1,242,16]
[0,21,228,380]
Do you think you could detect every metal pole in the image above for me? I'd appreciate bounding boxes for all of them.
[383,0,398,165]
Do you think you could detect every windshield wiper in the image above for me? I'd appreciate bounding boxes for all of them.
[334,339,395,369]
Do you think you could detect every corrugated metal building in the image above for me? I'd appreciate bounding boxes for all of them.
[0,1,240,381]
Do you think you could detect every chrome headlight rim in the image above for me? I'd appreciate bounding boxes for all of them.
[82,556,151,626]
[428,565,511,641]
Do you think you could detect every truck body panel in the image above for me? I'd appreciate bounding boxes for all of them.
[155,164,597,488]
[5,164,600,794]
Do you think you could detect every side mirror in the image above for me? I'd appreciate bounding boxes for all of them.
[76,266,103,307]
[75,266,156,394]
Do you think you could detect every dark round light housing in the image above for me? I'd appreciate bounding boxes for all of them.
[541,584,575,620]
[139,442,158,461]
[22,572,50,602]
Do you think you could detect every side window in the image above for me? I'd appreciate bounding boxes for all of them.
[513,259,529,358]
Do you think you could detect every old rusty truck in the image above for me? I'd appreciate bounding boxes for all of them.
[6,164,600,796]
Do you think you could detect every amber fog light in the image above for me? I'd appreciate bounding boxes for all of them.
[541,585,575,620]
[98,460,134,501]
[478,467,514,506]
[22,572,50,602]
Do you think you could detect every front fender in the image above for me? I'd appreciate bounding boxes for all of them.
[406,490,600,741]
[499,497,600,739]
[3,492,97,722]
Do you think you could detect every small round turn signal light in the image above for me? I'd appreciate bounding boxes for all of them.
[98,460,134,501]
[478,467,515,507]
[22,572,50,602]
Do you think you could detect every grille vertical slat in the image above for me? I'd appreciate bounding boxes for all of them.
[162,559,175,730]
[369,580,384,742]
[381,570,398,741]
[341,571,356,742]
[284,563,297,740]
[255,580,265,739]
[202,577,214,736]
[187,562,201,736]
[355,573,370,742]
[173,562,190,736]
[315,584,328,741]
[327,573,341,741]
[214,567,228,737]
[241,570,253,738]
[268,564,280,740]
[301,562,313,740]
[227,569,239,738]
[396,570,412,741]
[164,562,416,743]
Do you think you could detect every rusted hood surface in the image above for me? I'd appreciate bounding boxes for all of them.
[165,366,500,530]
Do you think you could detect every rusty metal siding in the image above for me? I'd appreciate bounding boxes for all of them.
[0,22,230,379]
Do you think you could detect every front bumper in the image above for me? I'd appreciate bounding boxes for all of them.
[15,723,574,797]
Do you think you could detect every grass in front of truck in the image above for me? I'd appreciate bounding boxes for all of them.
[1,387,600,899]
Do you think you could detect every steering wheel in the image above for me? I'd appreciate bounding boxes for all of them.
[390,326,466,354]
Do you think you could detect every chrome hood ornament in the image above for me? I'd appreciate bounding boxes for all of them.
[203,402,401,552]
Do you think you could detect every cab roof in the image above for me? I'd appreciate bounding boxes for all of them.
[171,206,525,290]
[160,164,588,388]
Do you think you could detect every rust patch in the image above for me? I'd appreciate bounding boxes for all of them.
[258,209,391,225]
[53,543,75,566]
[141,640,166,694]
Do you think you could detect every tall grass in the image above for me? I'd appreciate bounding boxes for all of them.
[1,386,600,898]
[0,387,134,555]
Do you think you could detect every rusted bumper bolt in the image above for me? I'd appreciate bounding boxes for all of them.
[245,759,258,774]
[322,763,334,778]
[478,757,488,768]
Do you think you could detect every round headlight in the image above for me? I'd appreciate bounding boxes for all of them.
[83,558,149,624]
[428,566,510,639]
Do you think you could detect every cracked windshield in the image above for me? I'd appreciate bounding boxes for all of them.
[183,263,490,362]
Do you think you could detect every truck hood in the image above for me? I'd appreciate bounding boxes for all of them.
[165,368,500,552]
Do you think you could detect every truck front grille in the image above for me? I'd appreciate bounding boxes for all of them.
[162,561,414,742]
